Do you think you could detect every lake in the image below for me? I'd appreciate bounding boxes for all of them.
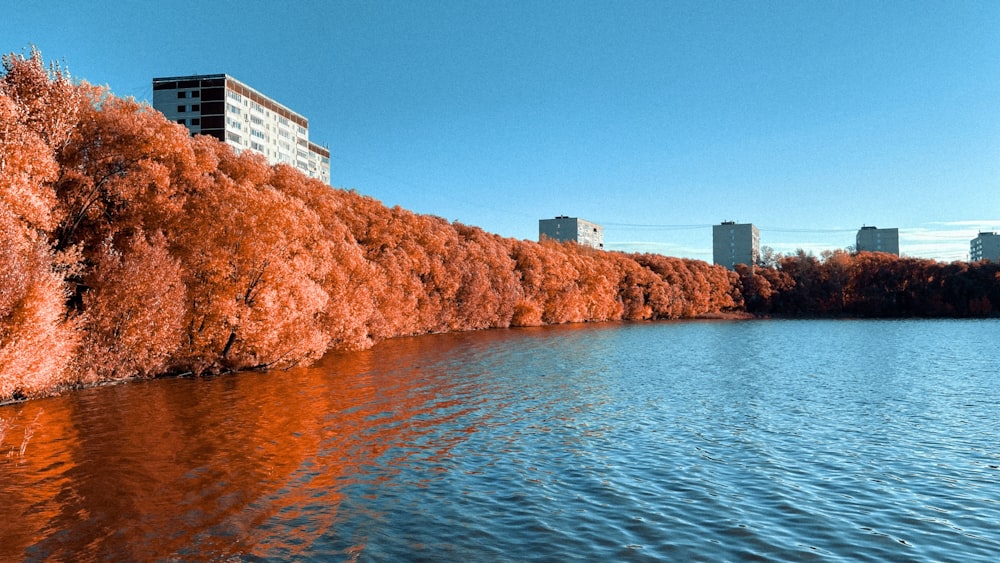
[1,319,999,561]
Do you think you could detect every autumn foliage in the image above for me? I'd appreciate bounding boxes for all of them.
[736,250,1000,318]
[1,50,998,402]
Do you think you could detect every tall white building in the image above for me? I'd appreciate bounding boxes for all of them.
[856,226,899,255]
[538,216,604,249]
[152,74,330,184]
[713,222,759,270]
[971,232,1000,263]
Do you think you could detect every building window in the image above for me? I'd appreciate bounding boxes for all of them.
[191,118,200,125]
[192,104,200,111]
[178,91,187,99]
[191,91,200,98]
[176,118,186,125]
[177,105,186,112]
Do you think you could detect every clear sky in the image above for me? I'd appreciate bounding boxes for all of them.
[6,0,999,262]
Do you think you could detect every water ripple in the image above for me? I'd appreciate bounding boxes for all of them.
[1,320,1000,561]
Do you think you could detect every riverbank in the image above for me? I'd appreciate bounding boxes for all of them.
[3,50,999,405]
[2,314,751,407]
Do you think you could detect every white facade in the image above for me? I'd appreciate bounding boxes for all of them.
[713,222,760,270]
[856,226,899,255]
[971,232,1000,263]
[152,74,330,185]
[538,216,604,249]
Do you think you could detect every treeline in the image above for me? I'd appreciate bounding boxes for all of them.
[736,250,1000,317]
[0,50,740,401]
[4,51,998,402]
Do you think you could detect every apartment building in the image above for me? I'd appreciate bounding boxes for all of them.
[539,216,604,249]
[856,226,899,255]
[152,74,330,184]
[713,221,759,270]
[971,232,1000,263]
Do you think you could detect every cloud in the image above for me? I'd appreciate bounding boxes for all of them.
[603,221,992,263]
[767,241,842,256]
[606,240,711,260]
[901,229,975,243]
[924,220,1000,228]
[895,222,998,261]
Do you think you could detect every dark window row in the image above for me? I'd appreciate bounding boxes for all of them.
[154,77,225,90]
[200,115,224,129]
[200,101,224,114]
[200,129,225,142]
[201,87,224,101]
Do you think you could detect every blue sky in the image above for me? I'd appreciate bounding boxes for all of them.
[7,1,999,262]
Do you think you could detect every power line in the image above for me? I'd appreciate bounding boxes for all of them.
[599,223,856,234]
[599,223,712,230]
[757,227,858,234]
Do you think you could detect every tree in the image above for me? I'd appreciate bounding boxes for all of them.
[54,95,203,252]
[268,166,378,350]
[171,148,331,374]
[0,49,84,400]
[0,208,78,399]
[450,223,522,330]
[77,231,186,382]
[0,48,86,234]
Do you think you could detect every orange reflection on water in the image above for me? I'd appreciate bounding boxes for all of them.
[0,402,80,558]
[0,334,478,560]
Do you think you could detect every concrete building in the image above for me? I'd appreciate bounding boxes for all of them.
[539,216,604,249]
[152,74,330,184]
[971,231,1000,263]
[713,221,759,270]
[855,226,899,255]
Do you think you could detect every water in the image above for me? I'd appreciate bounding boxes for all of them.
[1,319,999,561]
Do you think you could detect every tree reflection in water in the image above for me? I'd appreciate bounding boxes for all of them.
[0,334,482,561]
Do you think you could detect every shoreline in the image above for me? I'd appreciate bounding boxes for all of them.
[10,312,1000,408]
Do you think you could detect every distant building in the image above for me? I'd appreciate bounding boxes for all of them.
[713,221,759,270]
[539,216,604,249]
[855,226,899,255]
[971,232,1000,263]
[152,74,330,184]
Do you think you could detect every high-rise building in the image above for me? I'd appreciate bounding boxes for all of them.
[713,221,759,270]
[538,216,604,249]
[152,74,330,184]
[971,231,1000,263]
[855,226,899,255]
